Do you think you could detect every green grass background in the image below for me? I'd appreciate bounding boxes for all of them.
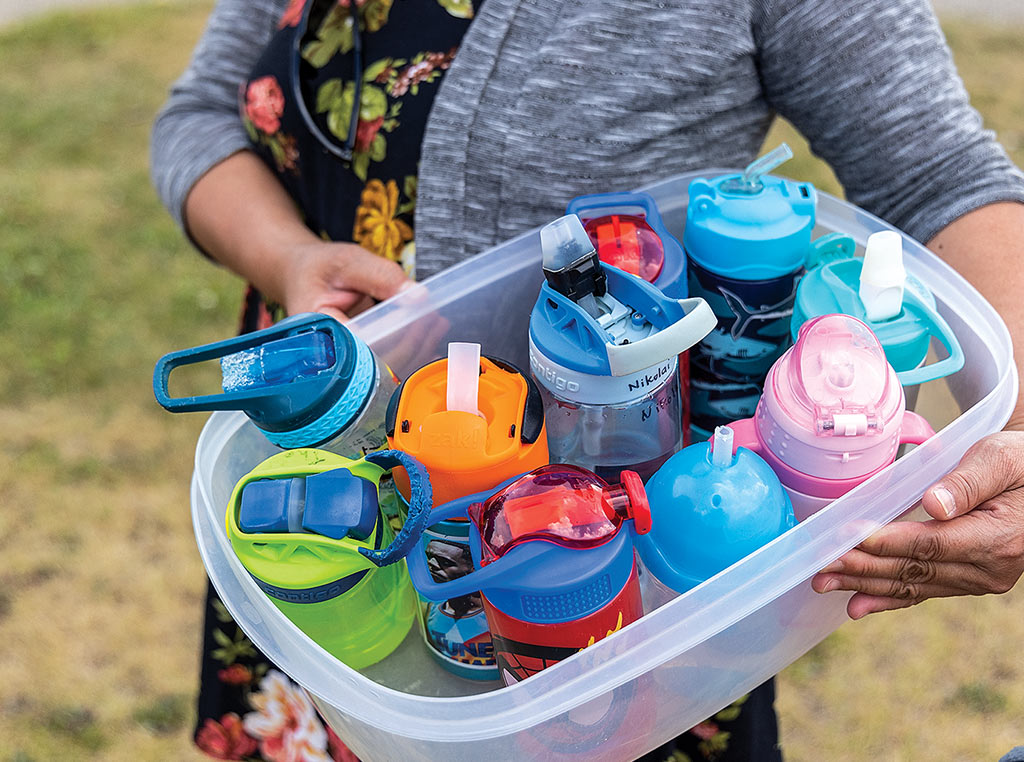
[0,3,1021,760]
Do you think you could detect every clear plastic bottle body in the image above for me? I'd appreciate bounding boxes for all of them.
[539,363,683,482]
[319,361,398,458]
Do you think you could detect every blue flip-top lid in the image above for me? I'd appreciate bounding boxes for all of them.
[153,313,376,448]
[632,426,795,594]
[683,145,817,280]
[792,234,965,385]
[239,470,378,541]
[529,215,715,380]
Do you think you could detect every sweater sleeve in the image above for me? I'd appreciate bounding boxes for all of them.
[150,0,286,229]
[755,0,1024,244]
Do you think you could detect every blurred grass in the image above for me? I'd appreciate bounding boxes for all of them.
[0,3,1021,760]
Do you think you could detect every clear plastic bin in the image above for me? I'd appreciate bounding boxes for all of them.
[191,171,1017,761]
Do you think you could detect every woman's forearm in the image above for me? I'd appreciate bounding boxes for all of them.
[184,150,320,306]
[927,201,1024,426]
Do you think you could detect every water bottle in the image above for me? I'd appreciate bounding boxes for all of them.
[567,190,696,443]
[224,447,433,669]
[154,312,397,456]
[406,465,650,686]
[386,342,549,680]
[793,230,965,409]
[633,426,795,608]
[529,214,716,481]
[565,190,687,298]
[728,314,935,521]
[684,144,817,440]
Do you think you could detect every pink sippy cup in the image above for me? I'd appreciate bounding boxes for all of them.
[728,314,934,521]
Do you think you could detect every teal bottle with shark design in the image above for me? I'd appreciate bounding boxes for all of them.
[683,145,817,440]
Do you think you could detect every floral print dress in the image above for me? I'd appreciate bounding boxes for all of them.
[195,1,779,760]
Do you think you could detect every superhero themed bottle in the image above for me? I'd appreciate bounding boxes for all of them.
[154,312,397,457]
[633,425,795,608]
[529,214,715,482]
[729,314,935,521]
[224,448,432,669]
[406,465,650,686]
[683,144,817,440]
[386,343,549,680]
[793,230,964,409]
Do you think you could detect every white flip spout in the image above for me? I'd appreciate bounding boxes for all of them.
[859,230,906,322]
[445,341,482,416]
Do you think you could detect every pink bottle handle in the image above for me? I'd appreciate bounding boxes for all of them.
[899,411,934,446]
[725,418,763,455]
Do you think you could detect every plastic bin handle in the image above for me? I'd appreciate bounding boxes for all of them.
[606,297,717,377]
[894,292,965,387]
[359,451,433,566]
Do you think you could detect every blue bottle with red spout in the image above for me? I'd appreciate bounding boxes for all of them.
[406,465,650,686]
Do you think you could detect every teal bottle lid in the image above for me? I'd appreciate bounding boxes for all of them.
[683,144,817,280]
[792,233,964,385]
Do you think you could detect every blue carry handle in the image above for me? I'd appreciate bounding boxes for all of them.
[153,312,344,414]
[891,293,965,386]
[359,450,433,566]
[404,475,524,601]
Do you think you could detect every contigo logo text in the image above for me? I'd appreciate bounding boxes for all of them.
[530,352,581,393]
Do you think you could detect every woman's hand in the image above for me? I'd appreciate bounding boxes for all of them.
[811,430,1024,619]
[281,240,412,321]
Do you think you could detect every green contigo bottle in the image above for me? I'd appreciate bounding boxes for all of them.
[225,448,432,669]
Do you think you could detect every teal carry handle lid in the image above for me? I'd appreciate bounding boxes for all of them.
[153,313,376,445]
[359,450,433,566]
[793,237,965,386]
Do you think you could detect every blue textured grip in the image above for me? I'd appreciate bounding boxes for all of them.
[359,450,433,566]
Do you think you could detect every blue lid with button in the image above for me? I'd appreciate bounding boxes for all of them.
[238,469,378,541]
[683,144,817,280]
[792,233,965,386]
[153,313,377,448]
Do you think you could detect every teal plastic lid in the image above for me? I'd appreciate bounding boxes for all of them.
[683,146,817,280]
[792,234,965,385]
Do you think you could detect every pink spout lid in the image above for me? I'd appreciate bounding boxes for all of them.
[758,314,912,483]
[786,314,894,438]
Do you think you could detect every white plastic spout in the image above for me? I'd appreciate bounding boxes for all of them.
[445,342,482,416]
[859,230,906,322]
[540,214,595,272]
[710,426,735,467]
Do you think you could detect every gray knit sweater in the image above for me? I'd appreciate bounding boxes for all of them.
[151,0,1024,279]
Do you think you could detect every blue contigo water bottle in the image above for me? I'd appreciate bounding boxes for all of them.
[153,312,397,456]
[529,215,715,481]
[684,144,817,440]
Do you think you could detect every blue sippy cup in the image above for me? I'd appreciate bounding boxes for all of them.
[153,313,397,456]
[633,425,795,608]
[683,144,817,440]
[792,230,964,408]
